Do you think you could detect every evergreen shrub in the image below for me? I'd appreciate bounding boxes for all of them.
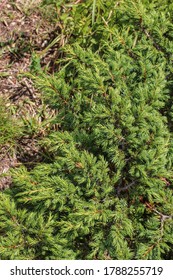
[0,0,173,259]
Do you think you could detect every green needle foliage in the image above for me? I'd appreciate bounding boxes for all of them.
[0,0,173,259]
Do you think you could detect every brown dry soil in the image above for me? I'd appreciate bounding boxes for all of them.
[0,0,58,189]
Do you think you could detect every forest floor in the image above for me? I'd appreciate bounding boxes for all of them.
[0,0,57,189]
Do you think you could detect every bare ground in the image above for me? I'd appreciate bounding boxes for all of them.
[0,0,57,189]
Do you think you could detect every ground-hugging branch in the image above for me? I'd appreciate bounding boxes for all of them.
[145,202,173,238]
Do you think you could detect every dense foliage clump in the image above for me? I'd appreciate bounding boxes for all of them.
[0,0,173,259]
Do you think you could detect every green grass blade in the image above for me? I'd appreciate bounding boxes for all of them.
[92,0,97,26]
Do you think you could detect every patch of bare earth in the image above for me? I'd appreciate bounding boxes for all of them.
[0,0,57,190]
